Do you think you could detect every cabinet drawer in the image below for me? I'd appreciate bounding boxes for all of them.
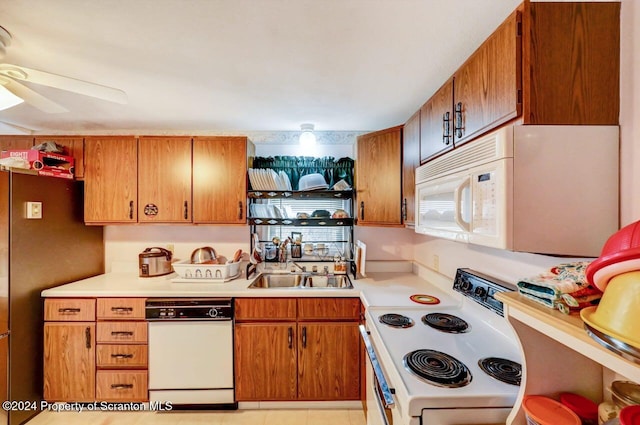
[96,370,148,402]
[97,298,146,320]
[235,298,297,321]
[297,298,361,320]
[97,322,148,343]
[97,344,148,368]
[44,299,96,321]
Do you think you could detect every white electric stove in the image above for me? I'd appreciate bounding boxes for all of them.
[361,268,523,425]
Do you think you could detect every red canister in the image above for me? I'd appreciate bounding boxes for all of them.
[560,392,599,425]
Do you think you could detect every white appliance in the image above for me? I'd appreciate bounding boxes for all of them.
[361,269,522,425]
[146,299,235,406]
[414,125,619,257]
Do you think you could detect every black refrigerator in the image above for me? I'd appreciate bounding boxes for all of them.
[0,170,104,425]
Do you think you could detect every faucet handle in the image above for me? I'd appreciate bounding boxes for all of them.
[312,265,318,273]
[323,266,329,274]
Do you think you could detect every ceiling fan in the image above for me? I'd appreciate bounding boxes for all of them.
[0,25,127,113]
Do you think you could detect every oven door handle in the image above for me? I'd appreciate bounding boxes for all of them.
[359,324,395,408]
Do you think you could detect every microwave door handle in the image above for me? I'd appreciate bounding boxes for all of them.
[454,178,471,232]
[359,325,395,408]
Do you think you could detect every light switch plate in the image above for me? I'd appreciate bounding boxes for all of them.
[26,202,42,219]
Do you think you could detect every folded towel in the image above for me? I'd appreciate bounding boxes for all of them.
[517,261,601,310]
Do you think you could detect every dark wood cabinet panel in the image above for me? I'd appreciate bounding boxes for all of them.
[235,323,297,401]
[356,126,403,227]
[402,110,420,226]
[420,79,454,163]
[84,136,138,223]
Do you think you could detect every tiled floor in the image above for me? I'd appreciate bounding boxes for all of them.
[27,409,366,425]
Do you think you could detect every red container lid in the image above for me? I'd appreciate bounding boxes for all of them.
[523,395,581,425]
[620,405,640,425]
[560,392,599,420]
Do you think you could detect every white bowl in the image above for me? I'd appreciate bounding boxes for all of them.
[298,173,328,191]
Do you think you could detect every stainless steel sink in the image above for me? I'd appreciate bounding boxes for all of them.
[302,274,353,289]
[248,273,353,289]
[248,273,306,288]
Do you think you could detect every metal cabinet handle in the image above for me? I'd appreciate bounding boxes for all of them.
[302,326,307,348]
[85,327,91,349]
[111,331,134,336]
[184,201,188,219]
[129,200,134,219]
[402,198,407,221]
[110,384,134,390]
[442,111,452,145]
[111,307,133,314]
[360,201,365,220]
[58,308,81,314]
[238,201,243,220]
[454,102,464,138]
[288,327,293,349]
[111,353,134,359]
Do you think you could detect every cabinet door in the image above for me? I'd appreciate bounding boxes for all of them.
[356,126,403,227]
[43,323,95,402]
[0,135,33,151]
[234,323,297,401]
[453,11,521,146]
[402,110,420,227]
[297,298,360,321]
[34,136,85,179]
[84,136,138,223]
[235,298,297,322]
[420,78,454,163]
[138,136,192,223]
[192,136,248,224]
[297,322,360,400]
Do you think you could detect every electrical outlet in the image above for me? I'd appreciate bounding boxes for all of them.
[26,201,42,219]
[432,254,439,272]
[166,244,174,254]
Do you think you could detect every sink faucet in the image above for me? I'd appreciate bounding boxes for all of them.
[289,261,306,273]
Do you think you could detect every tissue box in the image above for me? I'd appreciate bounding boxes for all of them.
[1,150,74,179]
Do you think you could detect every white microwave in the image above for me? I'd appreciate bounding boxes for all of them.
[415,125,619,257]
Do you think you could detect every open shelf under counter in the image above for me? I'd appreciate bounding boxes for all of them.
[497,291,640,425]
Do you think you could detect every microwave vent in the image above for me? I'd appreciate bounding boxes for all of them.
[416,134,504,183]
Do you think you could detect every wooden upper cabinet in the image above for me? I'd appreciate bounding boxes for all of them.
[522,1,620,124]
[192,136,250,224]
[356,126,403,227]
[402,110,420,227]
[453,11,521,146]
[84,136,138,224]
[420,79,454,163]
[34,136,85,179]
[138,136,192,223]
[0,135,34,151]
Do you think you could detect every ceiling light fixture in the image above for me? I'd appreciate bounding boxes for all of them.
[299,123,316,147]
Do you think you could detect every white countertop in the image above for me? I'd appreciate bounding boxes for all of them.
[40,261,461,308]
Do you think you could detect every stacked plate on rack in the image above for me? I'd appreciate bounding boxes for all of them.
[248,168,292,191]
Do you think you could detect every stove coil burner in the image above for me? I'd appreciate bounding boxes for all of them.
[478,357,522,386]
[403,349,472,388]
[421,313,470,333]
[378,313,414,328]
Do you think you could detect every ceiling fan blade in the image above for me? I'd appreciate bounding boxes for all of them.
[2,78,68,113]
[0,64,128,104]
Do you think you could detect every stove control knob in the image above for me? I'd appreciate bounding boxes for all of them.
[461,279,472,292]
[208,308,219,318]
[474,286,487,298]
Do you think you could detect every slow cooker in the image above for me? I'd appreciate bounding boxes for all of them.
[139,247,173,277]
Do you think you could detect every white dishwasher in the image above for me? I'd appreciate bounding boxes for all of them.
[146,298,235,407]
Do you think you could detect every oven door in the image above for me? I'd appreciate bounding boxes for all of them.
[360,325,395,425]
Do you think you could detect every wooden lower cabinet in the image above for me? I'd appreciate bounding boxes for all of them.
[297,322,360,400]
[44,297,148,403]
[43,322,96,402]
[235,322,297,401]
[234,297,361,402]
